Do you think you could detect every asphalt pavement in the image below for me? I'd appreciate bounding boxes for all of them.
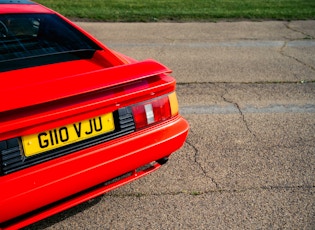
[25,21,315,229]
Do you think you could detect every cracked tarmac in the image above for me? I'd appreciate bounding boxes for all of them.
[25,21,315,229]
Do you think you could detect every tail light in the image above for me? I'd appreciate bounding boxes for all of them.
[131,92,179,130]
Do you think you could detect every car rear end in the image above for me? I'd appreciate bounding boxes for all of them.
[0,1,189,229]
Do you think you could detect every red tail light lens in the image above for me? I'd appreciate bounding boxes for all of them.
[131,103,147,129]
[152,96,171,122]
[131,93,178,130]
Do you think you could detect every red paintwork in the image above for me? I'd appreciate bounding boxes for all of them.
[0,56,171,113]
[4,164,162,230]
[0,2,189,229]
[0,4,52,14]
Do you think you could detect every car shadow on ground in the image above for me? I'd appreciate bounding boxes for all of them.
[21,196,103,230]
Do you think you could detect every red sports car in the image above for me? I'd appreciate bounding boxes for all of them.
[0,0,189,229]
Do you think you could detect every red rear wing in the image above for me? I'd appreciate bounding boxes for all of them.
[0,59,172,113]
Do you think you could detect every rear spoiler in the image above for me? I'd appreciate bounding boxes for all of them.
[0,59,172,113]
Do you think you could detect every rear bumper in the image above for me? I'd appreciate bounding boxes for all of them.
[0,115,188,229]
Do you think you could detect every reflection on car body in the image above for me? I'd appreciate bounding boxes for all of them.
[0,0,189,229]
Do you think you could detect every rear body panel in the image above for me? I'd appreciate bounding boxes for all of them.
[0,116,188,227]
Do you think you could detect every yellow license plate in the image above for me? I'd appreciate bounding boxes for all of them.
[22,113,115,157]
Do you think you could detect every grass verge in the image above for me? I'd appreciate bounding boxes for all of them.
[36,0,315,22]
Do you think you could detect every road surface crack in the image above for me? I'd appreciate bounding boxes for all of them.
[280,22,315,75]
[284,21,314,40]
[221,92,257,139]
[185,139,220,189]
[279,41,315,75]
[104,184,315,198]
